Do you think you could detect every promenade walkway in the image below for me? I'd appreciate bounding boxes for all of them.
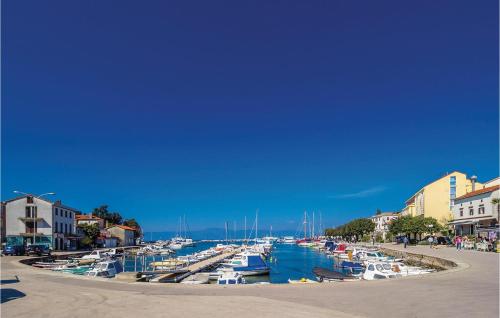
[1,244,498,318]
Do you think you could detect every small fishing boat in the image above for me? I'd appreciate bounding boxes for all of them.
[84,260,123,278]
[217,271,245,285]
[288,278,318,284]
[362,262,402,280]
[388,262,435,276]
[338,260,364,271]
[220,252,270,276]
[150,259,187,270]
[313,267,361,282]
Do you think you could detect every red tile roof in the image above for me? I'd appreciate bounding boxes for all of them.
[76,214,103,220]
[108,224,136,231]
[455,185,500,201]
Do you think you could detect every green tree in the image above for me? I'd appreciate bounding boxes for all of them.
[91,205,123,225]
[78,223,100,247]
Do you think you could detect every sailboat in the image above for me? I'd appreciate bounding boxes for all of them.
[296,211,314,247]
[169,215,195,249]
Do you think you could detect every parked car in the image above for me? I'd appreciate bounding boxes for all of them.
[3,245,26,256]
[395,236,411,244]
[25,244,51,256]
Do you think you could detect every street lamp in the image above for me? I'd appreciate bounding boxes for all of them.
[13,190,56,245]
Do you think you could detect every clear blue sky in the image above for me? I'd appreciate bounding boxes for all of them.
[2,0,498,232]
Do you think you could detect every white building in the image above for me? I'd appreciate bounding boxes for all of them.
[371,212,399,239]
[2,195,80,250]
[450,185,499,237]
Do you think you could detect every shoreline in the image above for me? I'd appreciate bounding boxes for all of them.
[2,244,498,318]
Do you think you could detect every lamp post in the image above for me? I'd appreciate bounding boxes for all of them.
[13,191,56,245]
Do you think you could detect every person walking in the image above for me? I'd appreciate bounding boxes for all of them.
[428,236,433,248]
[455,235,462,250]
[403,236,409,249]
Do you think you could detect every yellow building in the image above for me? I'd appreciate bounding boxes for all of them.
[401,171,483,224]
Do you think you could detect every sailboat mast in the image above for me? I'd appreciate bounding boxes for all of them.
[319,211,322,237]
[225,221,228,244]
[244,216,247,242]
[312,211,315,238]
[303,211,307,239]
[255,209,259,240]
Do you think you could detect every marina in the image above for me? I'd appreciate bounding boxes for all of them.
[26,238,439,285]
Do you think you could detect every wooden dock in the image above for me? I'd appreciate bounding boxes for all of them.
[150,249,241,283]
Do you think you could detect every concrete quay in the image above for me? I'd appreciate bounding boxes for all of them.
[1,244,498,318]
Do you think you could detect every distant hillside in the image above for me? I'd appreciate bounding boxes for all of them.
[142,228,302,241]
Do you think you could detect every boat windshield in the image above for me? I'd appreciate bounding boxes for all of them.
[95,263,108,271]
[382,264,392,270]
[375,264,384,271]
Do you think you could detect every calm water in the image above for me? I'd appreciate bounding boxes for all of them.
[124,242,346,284]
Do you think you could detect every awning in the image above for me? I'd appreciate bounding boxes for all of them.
[448,217,496,226]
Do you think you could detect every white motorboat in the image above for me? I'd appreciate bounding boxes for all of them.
[219,251,270,276]
[282,236,296,244]
[84,260,123,278]
[217,271,245,285]
[362,262,402,280]
[388,262,435,276]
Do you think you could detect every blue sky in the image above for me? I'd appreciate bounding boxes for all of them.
[2,0,498,232]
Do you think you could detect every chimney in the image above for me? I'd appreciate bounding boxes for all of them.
[471,175,477,192]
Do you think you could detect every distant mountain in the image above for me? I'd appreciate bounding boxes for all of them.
[142,228,301,241]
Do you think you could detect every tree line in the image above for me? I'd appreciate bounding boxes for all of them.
[388,215,442,238]
[324,218,375,241]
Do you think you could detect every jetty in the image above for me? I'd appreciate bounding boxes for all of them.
[150,248,242,283]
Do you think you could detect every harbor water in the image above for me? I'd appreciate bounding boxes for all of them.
[123,242,349,284]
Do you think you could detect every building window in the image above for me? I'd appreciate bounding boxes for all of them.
[65,211,68,218]
[27,196,34,204]
[459,208,463,217]
[469,207,474,216]
[64,224,67,234]
[450,176,456,208]
[25,207,31,218]
[55,208,58,216]
[478,204,485,215]
[60,223,63,233]
[55,221,58,233]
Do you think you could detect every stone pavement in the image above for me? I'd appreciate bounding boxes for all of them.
[1,244,498,318]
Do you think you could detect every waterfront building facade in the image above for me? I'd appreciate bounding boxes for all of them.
[371,212,399,239]
[450,185,499,237]
[401,171,482,224]
[2,195,80,249]
[106,225,136,246]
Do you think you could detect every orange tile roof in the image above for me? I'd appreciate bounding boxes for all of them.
[455,185,500,201]
[109,224,136,231]
[76,214,103,220]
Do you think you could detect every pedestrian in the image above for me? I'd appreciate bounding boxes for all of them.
[455,235,462,250]
[428,236,433,248]
[403,236,408,249]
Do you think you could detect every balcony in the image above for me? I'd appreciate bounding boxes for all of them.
[18,217,45,222]
[19,232,47,237]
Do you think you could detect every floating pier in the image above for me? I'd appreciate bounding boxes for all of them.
[150,248,242,283]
